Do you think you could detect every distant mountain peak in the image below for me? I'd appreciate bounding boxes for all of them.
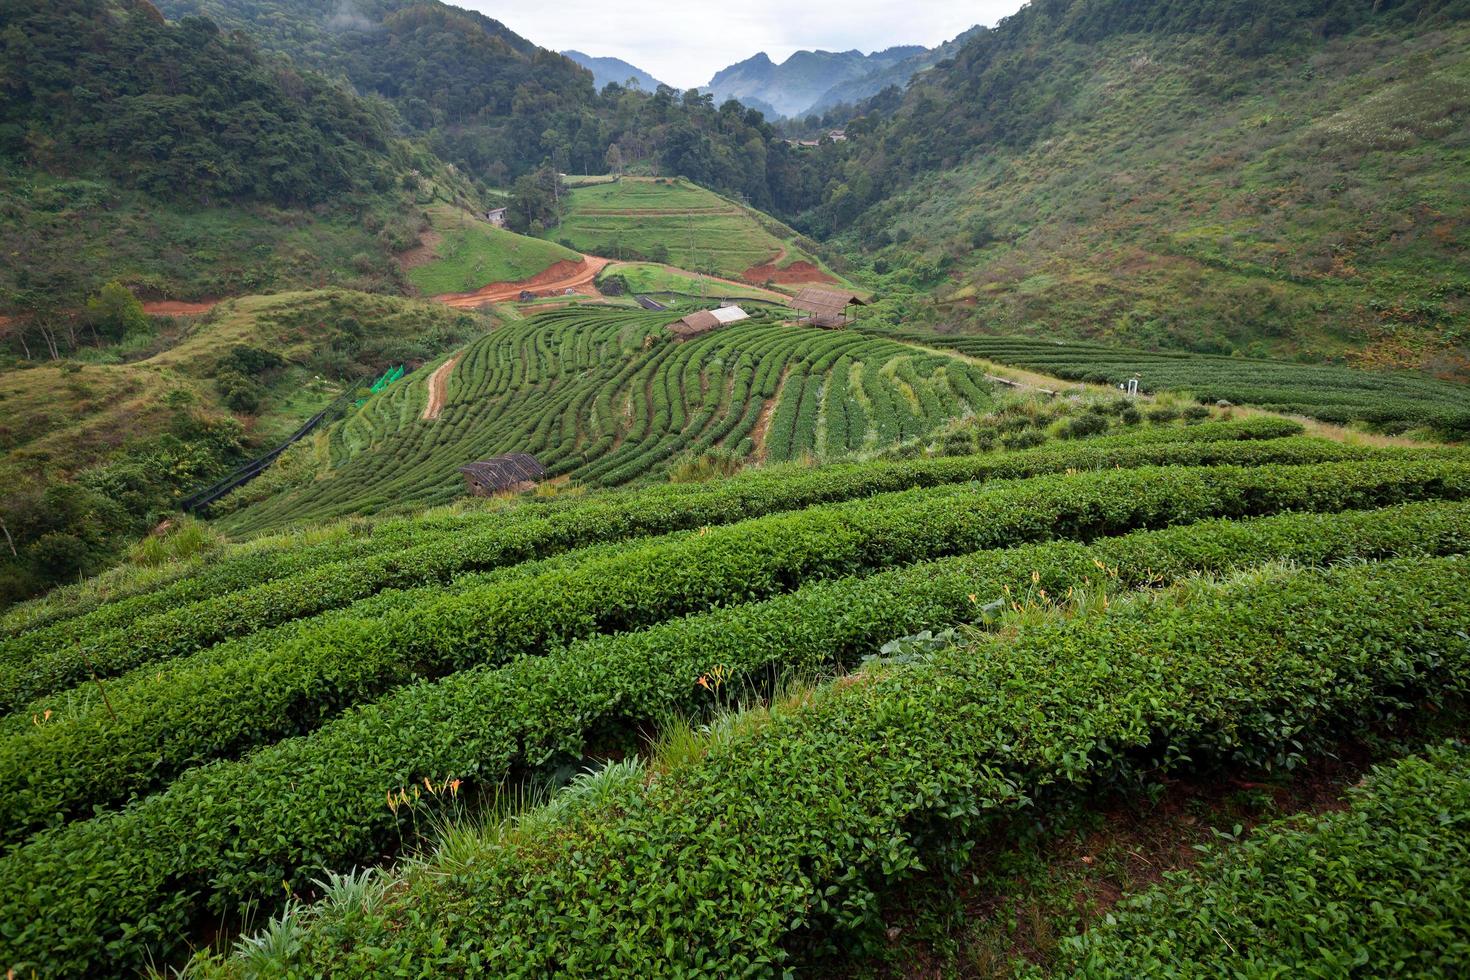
[703,36,974,119]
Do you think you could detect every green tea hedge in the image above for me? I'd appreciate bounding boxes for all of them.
[1050,741,1470,977]
[7,458,1469,839]
[220,556,1470,977]
[7,452,1465,714]
[3,504,1467,976]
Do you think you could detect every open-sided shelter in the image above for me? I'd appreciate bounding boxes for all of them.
[790,288,865,328]
[459,453,546,496]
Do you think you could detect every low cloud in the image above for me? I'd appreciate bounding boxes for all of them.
[326,0,378,32]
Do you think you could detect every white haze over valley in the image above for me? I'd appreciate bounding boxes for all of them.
[465,0,1028,89]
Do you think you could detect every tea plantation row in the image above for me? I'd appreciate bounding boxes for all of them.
[6,457,1467,841]
[0,416,1305,643]
[880,331,1470,437]
[194,555,1470,976]
[4,498,1468,976]
[1049,741,1470,977]
[220,308,1002,535]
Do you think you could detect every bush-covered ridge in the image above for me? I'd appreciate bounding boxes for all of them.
[197,555,1470,976]
[4,501,1467,976]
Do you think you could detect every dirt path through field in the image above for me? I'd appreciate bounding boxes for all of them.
[750,365,791,461]
[421,354,460,421]
[432,256,611,309]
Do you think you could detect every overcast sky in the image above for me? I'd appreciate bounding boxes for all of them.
[457,1,1028,90]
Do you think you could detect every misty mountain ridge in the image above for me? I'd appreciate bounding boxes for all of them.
[563,50,667,92]
[701,44,925,118]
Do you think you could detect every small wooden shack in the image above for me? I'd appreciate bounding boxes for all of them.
[791,287,866,329]
[459,453,546,496]
[667,305,749,340]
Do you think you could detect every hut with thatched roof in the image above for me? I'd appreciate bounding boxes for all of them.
[790,287,866,328]
[459,453,546,497]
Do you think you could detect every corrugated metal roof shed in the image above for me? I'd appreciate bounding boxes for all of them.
[710,306,749,325]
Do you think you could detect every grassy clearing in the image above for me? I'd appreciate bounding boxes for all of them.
[405,207,580,295]
[599,262,789,302]
[545,177,828,282]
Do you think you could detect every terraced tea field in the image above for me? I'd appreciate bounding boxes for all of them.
[217,307,1001,534]
[2,413,1468,976]
[887,331,1470,438]
[544,177,837,284]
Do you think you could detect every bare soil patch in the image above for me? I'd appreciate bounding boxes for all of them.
[397,229,444,271]
[421,353,460,421]
[743,258,835,286]
[432,256,610,310]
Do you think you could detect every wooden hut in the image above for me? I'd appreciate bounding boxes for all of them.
[791,287,865,329]
[667,305,749,340]
[459,453,546,497]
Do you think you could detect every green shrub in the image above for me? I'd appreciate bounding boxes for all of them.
[1001,427,1048,450]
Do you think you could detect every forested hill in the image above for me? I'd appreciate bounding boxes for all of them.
[818,0,1470,204]
[148,0,828,212]
[0,0,423,207]
[807,0,1470,374]
[153,0,596,184]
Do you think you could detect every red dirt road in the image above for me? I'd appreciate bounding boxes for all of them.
[432,256,611,309]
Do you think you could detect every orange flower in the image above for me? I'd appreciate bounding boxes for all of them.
[696,676,711,690]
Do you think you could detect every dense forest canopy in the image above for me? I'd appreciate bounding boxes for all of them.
[0,0,417,207]
[149,0,826,212]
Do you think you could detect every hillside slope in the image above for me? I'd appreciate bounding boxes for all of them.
[2,418,1468,974]
[0,0,481,314]
[0,290,488,604]
[545,177,838,285]
[807,0,1470,375]
[218,305,1000,533]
